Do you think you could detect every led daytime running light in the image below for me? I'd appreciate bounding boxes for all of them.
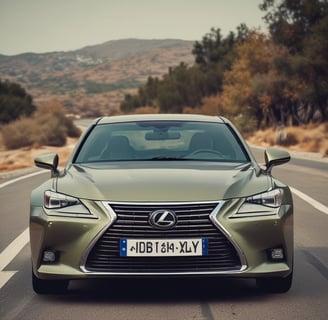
[246,189,283,208]
[44,190,80,209]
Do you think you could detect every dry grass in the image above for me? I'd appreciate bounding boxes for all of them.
[248,123,328,157]
[0,138,77,172]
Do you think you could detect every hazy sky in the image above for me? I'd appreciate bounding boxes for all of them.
[0,0,267,55]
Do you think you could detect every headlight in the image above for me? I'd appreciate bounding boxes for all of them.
[232,189,283,218]
[44,190,93,217]
[245,189,283,208]
[45,190,79,209]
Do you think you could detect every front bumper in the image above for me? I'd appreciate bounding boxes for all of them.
[30,199,293,280]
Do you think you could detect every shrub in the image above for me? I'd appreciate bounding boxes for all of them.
[1,117,35,149]
[37,113,67,147]
[2,103,81,150]
[36,103,81,138]
[0,79,36,124]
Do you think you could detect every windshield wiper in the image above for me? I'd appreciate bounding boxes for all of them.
[150,156,187,161]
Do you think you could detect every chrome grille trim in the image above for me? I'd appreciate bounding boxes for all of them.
[81,201,247,275]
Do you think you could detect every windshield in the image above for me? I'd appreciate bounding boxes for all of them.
[74,120,250,163]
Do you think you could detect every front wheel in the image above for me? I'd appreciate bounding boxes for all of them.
[256,272,293,293]
[32,271,69,294]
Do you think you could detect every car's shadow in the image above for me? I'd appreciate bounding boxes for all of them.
[47,277,267,303]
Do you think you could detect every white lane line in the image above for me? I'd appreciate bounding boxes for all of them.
[0,170,45,189]
[0,228,29,271]
[0,271,17,289]
[291,187,328,216]
[0,171,45,289]
[0,228,29,289]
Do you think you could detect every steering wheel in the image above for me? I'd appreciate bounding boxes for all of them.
[188,149,224,157]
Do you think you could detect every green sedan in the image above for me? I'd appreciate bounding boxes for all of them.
[30,114,293,294]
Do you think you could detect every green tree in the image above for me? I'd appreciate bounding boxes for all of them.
[0,79,36,123]
[260,0,328,122]
[120,26,248,114]
[260,0,328,53]
[192,25,248,67]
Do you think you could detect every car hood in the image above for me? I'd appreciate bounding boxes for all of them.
[57,161,270,202]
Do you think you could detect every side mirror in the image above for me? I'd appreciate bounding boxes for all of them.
[264,148,290,174]
[34,153,59,177]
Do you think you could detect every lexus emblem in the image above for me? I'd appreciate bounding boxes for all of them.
[149,210,177,229]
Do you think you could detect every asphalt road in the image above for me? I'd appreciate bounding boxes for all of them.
[0,150,327,320]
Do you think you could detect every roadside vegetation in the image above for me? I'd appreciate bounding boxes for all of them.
[0,96,81,150]
[248,123,328,157]
[120,0,328,134]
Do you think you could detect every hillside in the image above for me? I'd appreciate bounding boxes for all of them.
[0,39,195,116]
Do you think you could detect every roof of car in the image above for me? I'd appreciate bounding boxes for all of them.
[97,114,226,124]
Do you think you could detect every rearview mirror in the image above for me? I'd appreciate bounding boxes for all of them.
[264,148,290,174]
[145,131,181,140]
[34,153,59,177]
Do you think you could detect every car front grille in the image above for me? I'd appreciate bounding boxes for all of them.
[84,202,242,274]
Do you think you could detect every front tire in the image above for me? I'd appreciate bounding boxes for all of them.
[256,272,293,293]
[32,272,69,294]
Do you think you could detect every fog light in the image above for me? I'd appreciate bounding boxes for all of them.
[270,248,285,261]
[42,250,56,262]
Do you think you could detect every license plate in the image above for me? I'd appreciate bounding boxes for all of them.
[120,238,208,257]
